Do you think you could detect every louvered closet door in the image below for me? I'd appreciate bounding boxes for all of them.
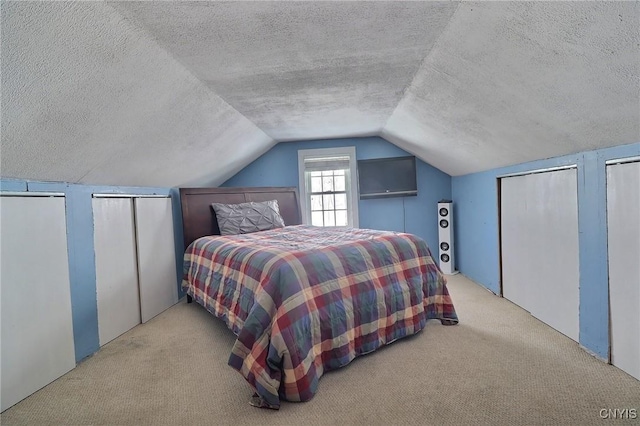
[93,197,141,346]
[134,197,178,323]
[501,168,579,342]
[607,160,640,380]
[1,195,75,411]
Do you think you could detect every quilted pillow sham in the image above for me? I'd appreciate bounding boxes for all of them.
[211,200,285,236]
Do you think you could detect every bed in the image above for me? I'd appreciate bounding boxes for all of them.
[180,186,458,409]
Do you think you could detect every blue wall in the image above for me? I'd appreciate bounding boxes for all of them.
[451,142,640,360]
[0,179,183,363]
[223,137,452,253]
[6,139,635,365]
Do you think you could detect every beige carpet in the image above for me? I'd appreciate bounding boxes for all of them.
[2,274,639,425]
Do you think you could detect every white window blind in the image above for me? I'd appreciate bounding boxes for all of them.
[303,155,351,172]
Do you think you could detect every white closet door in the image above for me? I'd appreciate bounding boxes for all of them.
[501,168,579,341]
[1,195,75,411]
[134,198,178,323]
[607,161,640,380]
[93,198,140,345]
[501,176,532,311]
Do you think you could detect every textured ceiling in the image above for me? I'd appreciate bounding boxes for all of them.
[1,1,639,187]
[110,1,459,142]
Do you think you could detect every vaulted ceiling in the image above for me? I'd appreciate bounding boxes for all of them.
[2,1,638,187]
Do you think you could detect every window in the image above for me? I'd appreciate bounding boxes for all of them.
[308,169,348,226]
[298,147,358,228]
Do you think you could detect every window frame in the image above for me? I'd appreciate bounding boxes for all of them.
[297,147,359,228]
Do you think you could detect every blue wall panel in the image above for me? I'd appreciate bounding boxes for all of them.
[576,152,609,359]
[452,142,640,360]
[170,187,187,299]
[223,137,452,253]
[450,171,501,293]
[63,187,102,361]
[0,179,27,191]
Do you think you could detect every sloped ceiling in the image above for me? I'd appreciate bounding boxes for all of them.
[1,1,638,187]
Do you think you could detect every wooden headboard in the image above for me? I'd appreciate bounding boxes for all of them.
[179,186,302,250]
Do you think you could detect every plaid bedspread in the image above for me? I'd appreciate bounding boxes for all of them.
[182,225,457,408]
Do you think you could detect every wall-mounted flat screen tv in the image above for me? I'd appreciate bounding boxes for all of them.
[357,156,417,199]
